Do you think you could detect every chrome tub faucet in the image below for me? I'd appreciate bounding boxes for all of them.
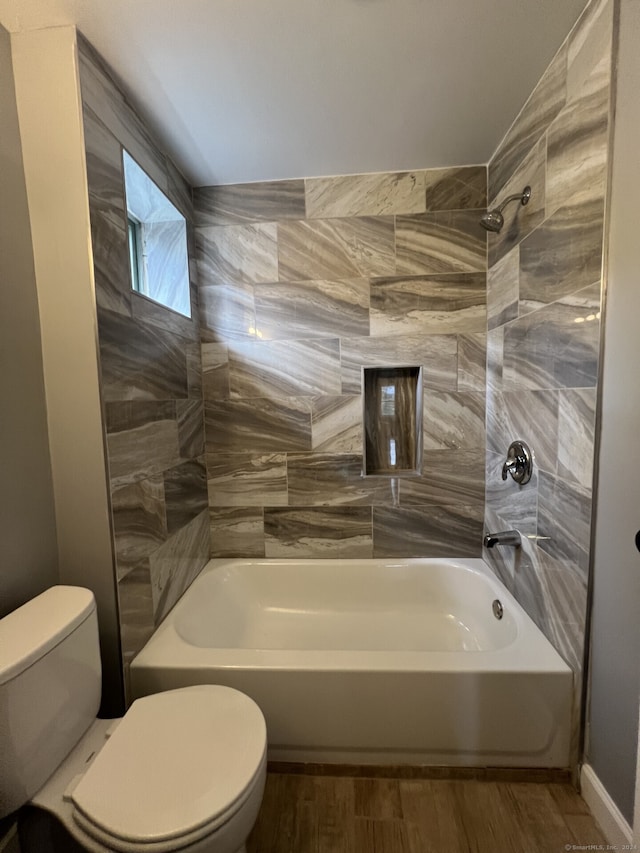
[483,529,522,548]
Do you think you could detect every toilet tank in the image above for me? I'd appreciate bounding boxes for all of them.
[0,586,102,818]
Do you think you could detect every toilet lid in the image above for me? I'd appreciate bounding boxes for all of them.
[71,685,266,851]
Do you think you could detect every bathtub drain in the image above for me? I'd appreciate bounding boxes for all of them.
[492,599,504,620]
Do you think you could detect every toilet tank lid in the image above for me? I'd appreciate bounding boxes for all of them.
[0,586,96,686]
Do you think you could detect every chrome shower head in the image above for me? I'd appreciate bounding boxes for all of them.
[480,185,531,233]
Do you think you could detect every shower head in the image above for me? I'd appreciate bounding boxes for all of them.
[480,185,531,233]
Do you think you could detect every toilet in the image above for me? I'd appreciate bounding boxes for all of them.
[0,586,267,853]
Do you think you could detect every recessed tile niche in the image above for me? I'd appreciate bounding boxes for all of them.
[363,366,423,476]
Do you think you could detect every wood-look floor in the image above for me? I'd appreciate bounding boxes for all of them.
[247,772,608,853]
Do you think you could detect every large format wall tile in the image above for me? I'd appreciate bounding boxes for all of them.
[537,472,592,576]
[400,450,485,506]
[98,309,189,401]
[423,392,485,450]
[311,395,363,453]
[425,166,487,211]
[196,223,278,285]
[278,217,396,280]
[112,476,167,577]
[209,507,265,557]
[457,333,486,394]
[255,278,370,340]
[106,403,182,487]
[489,43,567,201]
[194,180,305,226]
[207,453,287,506]
[149,509,210,623]
[287,454,394,506]
[519,195,604,312]
[396,211,486,275]
[199,282,255,343]
[340,333,459,394]
[305,171,426,219]
[373,505,483,558]
[264,507,373,558]
[163,458,208,534]
[205,398,312,453]
[228,338,341,398]
[370,273,486,336]
[502,284,600,392]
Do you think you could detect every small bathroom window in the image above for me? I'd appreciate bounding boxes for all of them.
[363,366,422,476]
[123,150,191,318]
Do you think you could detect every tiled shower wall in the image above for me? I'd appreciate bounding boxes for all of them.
[482,0,613,742]
[78,37,209,683]
[194,169,489,558]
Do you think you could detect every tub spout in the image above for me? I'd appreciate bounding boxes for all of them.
[484,530,521,548]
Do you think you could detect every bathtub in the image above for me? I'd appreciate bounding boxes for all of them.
[130,558,572,767]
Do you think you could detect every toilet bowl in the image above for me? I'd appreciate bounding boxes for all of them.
[0,587,267,853]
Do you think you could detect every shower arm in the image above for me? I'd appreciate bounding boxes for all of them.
[496,189,530,213]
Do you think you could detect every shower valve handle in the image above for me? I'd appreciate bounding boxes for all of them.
[501,440,533,485]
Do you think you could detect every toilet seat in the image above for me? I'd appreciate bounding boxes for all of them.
[70,685,267,853]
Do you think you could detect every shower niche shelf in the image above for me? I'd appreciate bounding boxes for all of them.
[363,365,423,477]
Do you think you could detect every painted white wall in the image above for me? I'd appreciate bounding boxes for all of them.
[10,25,123,714]
[587,0,640,827]
[0,23,58,615]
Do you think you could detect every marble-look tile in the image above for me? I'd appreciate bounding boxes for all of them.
[546,53,609,219]
[278,217,395,280]
[489,43,567,201]
[78,37,169,194]
[166,158,194,222]
[557,388,597,489]
[176,399,205,459]
[487,137,546,269]
[112,476,167,578]
[370,273,486,336]
[198,282,255,343]
[149,509,210,623]
[196,222,278,285]
[210,507,264,557]
[486,327,504,394]
[89,208,132,318]
[487,248,519,330]
[567,0,613,103]
[519,194,605,312]
[206,453,287,506]
[340,334,458,395]
[494,389,559,474]
[305,172,425,219]
[117,563,155,672]
[423,392,485,450]
[311,395,363,453]
[254,278,370,340]
[98,309,189,401]
[400,450,485,506]
[288,454,394,506]
[424,166,487,211]
[193,180,306,226]
[457,333,486,394]
[201,343,230,399]
[83,105,127,231]
[131,287,198,343]
[186,340,203,398]
[372,505,483,558]
[537,471,592,575]
[485,451,538,536]
[163,459,208,534]
[205,398,311,453]
[228,338,341,399]
[503,283,601,391]
[264,507,372,558]
[105,402,181,487]
[395,210,486,275]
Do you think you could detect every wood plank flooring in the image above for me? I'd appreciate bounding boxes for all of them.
[247,772,608,853]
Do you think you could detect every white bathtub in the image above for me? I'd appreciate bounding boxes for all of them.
[130,558,572,767]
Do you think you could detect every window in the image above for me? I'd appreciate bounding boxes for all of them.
[123,150,191,318]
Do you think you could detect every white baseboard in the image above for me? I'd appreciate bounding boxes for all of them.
[580,763,633,847]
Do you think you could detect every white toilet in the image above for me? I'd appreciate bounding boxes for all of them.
[0,586,267,853]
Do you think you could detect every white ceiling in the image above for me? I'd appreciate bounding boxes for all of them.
[0,0,589,187]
